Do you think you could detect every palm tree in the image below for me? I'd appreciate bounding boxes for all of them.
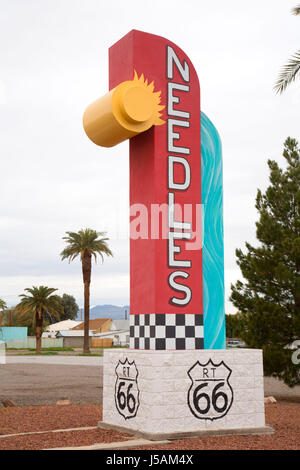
[15,286,62,353]
[60,229,113,354]
[274,5,300,93]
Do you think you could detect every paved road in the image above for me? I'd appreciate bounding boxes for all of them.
[264,377,300,401]
[0,363,103,406]
[6,356,103,366]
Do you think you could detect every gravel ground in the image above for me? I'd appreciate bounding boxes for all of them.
[0,404,131,450]
[0,429,132,450]
[0,404,102,434]
[0,403,299,450]
[132,403,300,451]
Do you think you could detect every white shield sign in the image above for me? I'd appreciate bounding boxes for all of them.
[115,358,140,420]
[187,359,233,420]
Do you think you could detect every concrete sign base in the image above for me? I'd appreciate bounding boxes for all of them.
[101,348,273,437]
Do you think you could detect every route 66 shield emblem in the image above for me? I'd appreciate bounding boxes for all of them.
[115,358,140,420]
[187,359,233,420]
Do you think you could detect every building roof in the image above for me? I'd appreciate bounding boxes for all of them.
[45,320,81,332]
[72,318,111,331]
[56,330,96,337]
[110,320,130,331]
[93,330,129,338]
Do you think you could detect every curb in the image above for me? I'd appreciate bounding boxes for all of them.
[45,438,171,450]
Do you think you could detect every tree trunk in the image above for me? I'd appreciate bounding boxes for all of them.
[36,310,43,354]
[82,252,92,354]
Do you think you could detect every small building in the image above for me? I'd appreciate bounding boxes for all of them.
[92,319,130,348]
[110,319,130,331]
[73,318,112,333]
[0,327,28,348]
[56,318,129,348]
[43,320,81,338]
[56,330,96,348]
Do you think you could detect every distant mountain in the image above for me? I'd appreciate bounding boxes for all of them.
[76,305,130,321]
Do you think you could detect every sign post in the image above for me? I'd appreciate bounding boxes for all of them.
[83,30,271,438]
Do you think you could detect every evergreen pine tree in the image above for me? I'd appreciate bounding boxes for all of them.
[230,137,300,386]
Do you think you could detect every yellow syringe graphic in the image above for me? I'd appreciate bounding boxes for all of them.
[83,71,165,148]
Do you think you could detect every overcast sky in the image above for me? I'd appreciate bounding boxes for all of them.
[0,0,299,313]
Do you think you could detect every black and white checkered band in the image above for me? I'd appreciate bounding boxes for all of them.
[129,314,204,350]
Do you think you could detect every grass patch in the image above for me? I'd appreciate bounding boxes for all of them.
[28,347,74,352]
[7,347,74,352]
[77,353,103,357]
[92,345,129,350]
[24,351,59,355]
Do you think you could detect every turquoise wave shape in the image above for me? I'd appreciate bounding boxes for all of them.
[201,112,226,349]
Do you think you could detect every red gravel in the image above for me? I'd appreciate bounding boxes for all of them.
[0,429,131,450]
[0,404,103,435]
[0,403,299,450]
[131,403,300,450]
[0,404,132,450]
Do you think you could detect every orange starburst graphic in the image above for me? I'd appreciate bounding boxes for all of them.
[131,70,165,125]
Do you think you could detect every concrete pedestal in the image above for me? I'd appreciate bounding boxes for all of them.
[100,349,273,439]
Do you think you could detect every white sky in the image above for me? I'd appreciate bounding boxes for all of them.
[0,0,299,312]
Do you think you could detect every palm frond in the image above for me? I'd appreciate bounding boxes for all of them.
[292,5,300,15]
[61,228,113,263]
[274,50,300,94]
[15,286,63,320]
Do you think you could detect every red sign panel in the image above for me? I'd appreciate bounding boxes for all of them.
[110,30,203,349]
